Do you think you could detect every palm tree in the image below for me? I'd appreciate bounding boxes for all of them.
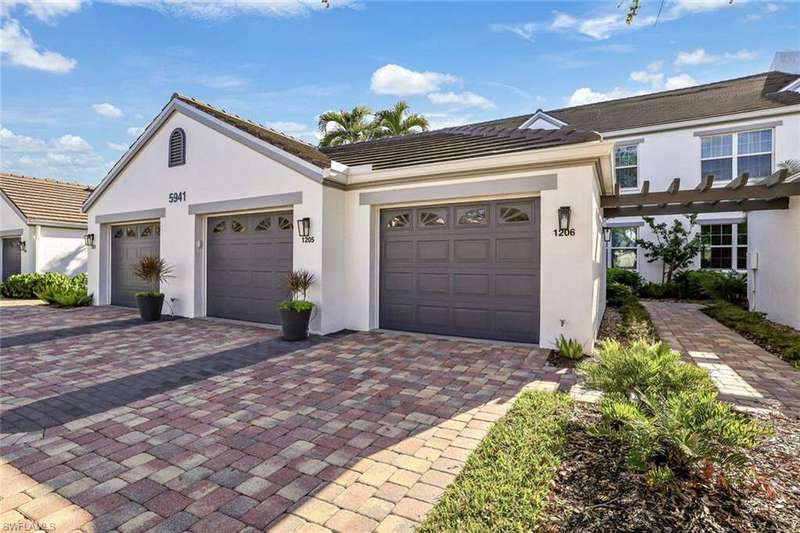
[317,106,375,147]
[373,101,429,139]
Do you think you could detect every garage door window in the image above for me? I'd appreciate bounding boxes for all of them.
[419,209,447,227]
[278,216,293,230]
[126,227,138,238]
[212,221,226,233]
[386,212,411,229]
[256,218,271,231]
[231,219,246,232]
[456,206,487,225]
[114,228,124,238]
[499,204,531,223]
[140,225,154,238]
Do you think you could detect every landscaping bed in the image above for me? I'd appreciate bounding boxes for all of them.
[545,407,800,533]
[703,301,800,370]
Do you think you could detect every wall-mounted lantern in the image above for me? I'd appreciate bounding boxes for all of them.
[84,233,96,249]
[558,206,572,231]
[297,217,314,243]
[16,240,26,253]
[603,226,612,243]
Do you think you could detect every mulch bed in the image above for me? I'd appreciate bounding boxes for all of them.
[543,406,800,532]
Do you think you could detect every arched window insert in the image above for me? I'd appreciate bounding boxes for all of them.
[168,128,186,167]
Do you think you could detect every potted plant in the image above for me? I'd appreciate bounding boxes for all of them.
[133,256,173,322]
[279,270,316,341]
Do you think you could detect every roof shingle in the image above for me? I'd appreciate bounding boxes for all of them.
[1,173,92,225]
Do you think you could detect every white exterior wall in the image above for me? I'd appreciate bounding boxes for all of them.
[747,197,800,329]
[341,165,605,351]
[1,197,34,276]
[37,226,87,274]
[86,110,331,332]
[608,112,800,284]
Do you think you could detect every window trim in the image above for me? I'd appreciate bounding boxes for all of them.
[699,127,774,185]
[607,226,639,271]
[614,143,639,192]
[700,222,748,272]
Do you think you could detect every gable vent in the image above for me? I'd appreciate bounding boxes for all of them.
[168,128,186,167]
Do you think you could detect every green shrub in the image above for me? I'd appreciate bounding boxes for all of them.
[707,271,747,305]
[36,287,93,307]
[639,282,679,299]
[607,268,643,290]
[607,281,634,308]
[581,339,769,485]
[279,300,314,312]
[555,335,584,360]
[593,389,769,484]
[0,272,85,299]
[704,302,800,369]
[579,339,714,401]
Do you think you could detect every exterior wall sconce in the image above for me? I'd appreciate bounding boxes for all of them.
[558,206,572,231]
[84,233,96,249]
[297,217,314,243]
[17,240,26,253]
[603,227,612,243]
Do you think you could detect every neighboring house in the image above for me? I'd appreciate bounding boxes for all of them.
[82,60,800,348]
[1,174,92,282]
[477,65,800,330]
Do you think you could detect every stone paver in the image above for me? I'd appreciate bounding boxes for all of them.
[0,304,576,531]
[645,301,800,416]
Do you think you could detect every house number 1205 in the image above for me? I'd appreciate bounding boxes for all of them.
[168,191,186,203]
[553,229,576,237]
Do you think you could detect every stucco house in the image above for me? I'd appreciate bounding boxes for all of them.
[1,174,91,281]
[82,65,800,349]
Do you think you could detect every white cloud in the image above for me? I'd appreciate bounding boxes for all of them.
[107,141,129,151]
[0,19,77,74]
[127,126,145,137]
[489,22,539,41]
[427,91,495,110]
[104,0,357,20]
[0,127,107,183]
[370,64,459,96]
[424,112,474,130]
[92,103,124,118]
[1,0,86,22]
[675,48,757,66]
[550,12,577,30]
[665,73,698,90]
[200,75,247,90]
[568,87,645,106]
[265,121,308,133]
[629,61,665,87]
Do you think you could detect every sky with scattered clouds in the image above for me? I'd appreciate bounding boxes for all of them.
[1,0,798,184]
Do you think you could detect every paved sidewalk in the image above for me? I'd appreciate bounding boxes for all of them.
[1,304,576,532]
[644,301,800,417]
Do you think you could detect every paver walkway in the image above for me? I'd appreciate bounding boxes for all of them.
[0,304,575,532]
[644,301,800,417]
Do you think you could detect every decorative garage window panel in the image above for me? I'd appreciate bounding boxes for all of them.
[212,221,226,234]
[456,206,487,225]
[419,209,448,227]
[168,128,186,167]
[499,204,531,223]
[278,216,293,230]
[231,220,246,233]
[386,213,411,229]
[256,218,271,231]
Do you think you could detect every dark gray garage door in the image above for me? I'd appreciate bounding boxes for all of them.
[2,238,21,282]
[111,222,160,307]
[380,198,541,343]
[206,211,293,324]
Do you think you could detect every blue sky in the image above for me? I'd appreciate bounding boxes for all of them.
[1,0,798,184]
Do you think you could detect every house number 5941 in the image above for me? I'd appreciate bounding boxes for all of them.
[168,191,186,203]
[553,228,576,237]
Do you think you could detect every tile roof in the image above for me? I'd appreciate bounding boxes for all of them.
[471,71,800,133]
[1,173,92,225]
[321,125,601,170]
[173,94,331,168]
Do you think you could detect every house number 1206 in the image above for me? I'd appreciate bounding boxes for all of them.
[168,191,186,203]
[553,228,576,237]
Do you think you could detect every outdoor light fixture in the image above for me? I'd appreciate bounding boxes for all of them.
[297,217,314,243]
[558,206,572,231]
[603,226,612,243]
[17,240,26,253]
[84,233,96,249]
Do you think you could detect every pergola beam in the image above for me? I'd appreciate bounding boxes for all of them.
[601,180,800,208]
[604,197,789,218]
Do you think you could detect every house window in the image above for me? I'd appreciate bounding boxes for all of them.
[700,222,747,270]
[168,128,186,167]
[608,227,638,270]
[614,145,638,189]
[700,129,772,183]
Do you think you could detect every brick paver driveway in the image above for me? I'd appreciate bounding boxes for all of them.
[0,304,573,532]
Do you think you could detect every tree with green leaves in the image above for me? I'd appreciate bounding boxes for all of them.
[317,106,376,147]
[636,214,705,284]
[372,101,429,139]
